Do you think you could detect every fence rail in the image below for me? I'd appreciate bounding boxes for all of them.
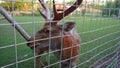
[0,0,120,68]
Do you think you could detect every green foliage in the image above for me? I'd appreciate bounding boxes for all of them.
[102,0,120,16]
[66,0,75,5]
[114,0,120,8]
[0,2,24,11]
[0,2,12,11]
[14,2,24,10]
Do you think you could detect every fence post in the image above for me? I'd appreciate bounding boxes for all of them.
[118,8,120,18]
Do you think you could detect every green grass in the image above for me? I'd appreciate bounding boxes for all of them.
[0,15,120,68]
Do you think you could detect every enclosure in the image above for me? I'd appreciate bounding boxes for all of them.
[0,0,120,68]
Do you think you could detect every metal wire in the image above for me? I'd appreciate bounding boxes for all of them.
[0,0,120,68]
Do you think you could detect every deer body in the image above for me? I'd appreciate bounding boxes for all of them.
[60,28,80,68]
[28,22,80,68]
[27,0,83,68]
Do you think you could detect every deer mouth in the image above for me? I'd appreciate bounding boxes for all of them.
[29,42,49,50]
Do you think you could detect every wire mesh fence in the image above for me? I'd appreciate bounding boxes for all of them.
[0,0,120,68]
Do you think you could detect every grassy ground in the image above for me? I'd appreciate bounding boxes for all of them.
[0,14,120,68]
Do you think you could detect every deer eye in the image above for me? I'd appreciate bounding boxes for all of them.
[44,29,50,33]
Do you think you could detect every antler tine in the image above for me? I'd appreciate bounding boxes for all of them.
[38,0,51,20]
[53,0,57,18]
[38,9,47,19]
[53,0,83,23]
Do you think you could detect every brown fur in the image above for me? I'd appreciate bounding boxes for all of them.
[27,22,80,68]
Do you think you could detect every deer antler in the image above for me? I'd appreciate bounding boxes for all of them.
[38,0,83,23]
[0,6,30,41]
[38,0,51,20]
[53,0,57,18]
[53,0,83,23]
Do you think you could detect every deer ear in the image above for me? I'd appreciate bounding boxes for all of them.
[61,22,75,31]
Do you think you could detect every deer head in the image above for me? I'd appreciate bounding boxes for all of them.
[27,0,82,49]
[27,0,82,68]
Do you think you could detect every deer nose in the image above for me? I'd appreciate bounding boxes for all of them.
[27,42,34,50]
[27,43,33,49]
[27,39,32,46]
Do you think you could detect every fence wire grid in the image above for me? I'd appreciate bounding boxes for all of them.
[0,0,120,68]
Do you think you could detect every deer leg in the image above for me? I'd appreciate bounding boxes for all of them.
[36,49,46,68]
[36,54,46,68]
[40,58,46,67]
[36,56,41,68]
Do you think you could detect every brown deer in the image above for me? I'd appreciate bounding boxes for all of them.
[0,0,82,68]
[27,0,83,68]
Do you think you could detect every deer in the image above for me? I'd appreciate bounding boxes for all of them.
[0,0,82,68]
[27,0,83,68]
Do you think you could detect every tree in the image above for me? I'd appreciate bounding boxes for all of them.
[114,0,120,8]
[0,2,24,11]
[0,0,37,11]
[102,0,120,16]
